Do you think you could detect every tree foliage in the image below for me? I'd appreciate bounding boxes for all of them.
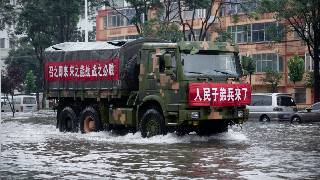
[244,56,257,84]
[4,45,39,78]
[287,53,305,83]
[139,8,183,42]
[1,66,25,96]
[287,53,305,99]
[25,70,36,94]
[260,67,284,93]
[252,0,320,102]
[304,71,315,93]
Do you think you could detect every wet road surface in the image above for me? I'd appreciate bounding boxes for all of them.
[1,110,320,179]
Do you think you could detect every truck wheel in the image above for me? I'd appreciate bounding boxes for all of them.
[59,107,78,133]
[140,109,167,138]
[80,106,101,133]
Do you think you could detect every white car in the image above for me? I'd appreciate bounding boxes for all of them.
[1,96,37,112]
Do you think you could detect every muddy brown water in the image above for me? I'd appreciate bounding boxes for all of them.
[1,110,320,179]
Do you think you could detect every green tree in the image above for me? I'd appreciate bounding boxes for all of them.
[139,8,183,42]
[252,0,320,102]
[4,45,39,78]
[304,71,316,93]
[244,56,257,85]
[287,52,305,99]
[1,66,25,116]
[260,67,284,93]
[25,70,36,94]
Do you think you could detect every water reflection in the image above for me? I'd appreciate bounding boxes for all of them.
[1,111,320,179]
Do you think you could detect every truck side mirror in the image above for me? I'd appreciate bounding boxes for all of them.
[244,70,248,76]
[242,56,248,68]
[164,54,172,68]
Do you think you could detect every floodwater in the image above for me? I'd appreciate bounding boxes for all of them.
[1,110,320,179]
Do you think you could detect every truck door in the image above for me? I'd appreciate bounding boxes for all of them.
[157,51,179,112]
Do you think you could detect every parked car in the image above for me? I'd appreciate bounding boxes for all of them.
[1,95,37,112]
[290,102,320,123]
[1,96,10,109]
[247,93,297,121]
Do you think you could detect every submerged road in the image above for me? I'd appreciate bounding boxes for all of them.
[1,110,320,179]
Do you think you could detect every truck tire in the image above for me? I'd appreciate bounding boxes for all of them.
[140,109,167,138]
[122,54,139,90]
[80,106,102,133]
[59,106,78,133]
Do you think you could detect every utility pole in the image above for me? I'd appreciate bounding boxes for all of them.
[0,46,2,167]
[85,0,88,43]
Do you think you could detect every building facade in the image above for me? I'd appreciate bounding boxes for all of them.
[216,1,313,108]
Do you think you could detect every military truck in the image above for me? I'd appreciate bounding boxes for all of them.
[44,38,251,138]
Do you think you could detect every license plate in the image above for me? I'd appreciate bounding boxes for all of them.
[27,107,33,109]
[284,114,290,118]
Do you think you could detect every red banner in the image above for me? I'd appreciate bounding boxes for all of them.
[189,83,251,106]
[45,59,119,81]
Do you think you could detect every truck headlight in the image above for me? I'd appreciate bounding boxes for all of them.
[191,112,200,119]
[238,110,244,117]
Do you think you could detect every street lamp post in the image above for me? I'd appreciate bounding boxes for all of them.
[85,0,88,43]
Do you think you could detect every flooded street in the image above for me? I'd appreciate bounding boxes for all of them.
[1,110,320,179]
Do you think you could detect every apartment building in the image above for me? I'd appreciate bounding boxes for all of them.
[217,0,313,108]
[0,0,20,70]
[96,0,313,108]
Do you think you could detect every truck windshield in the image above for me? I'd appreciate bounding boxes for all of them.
[181,51,240,78]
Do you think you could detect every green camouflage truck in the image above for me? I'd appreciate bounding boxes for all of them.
[44,38,251,137]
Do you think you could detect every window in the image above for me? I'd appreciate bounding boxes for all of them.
[105,9,145,29]
[165,2,179,21]
[126,35,139,39]
[219,3,227,17]
[309,103,320,110]
[185,30,210,41]
[1,20,5,29]
[106,0,124,9]
[295,89,306,104]
[107,36,125,41]
[0,38,5,48]
[11,0,16,5]
[107,10,125,28]
[125,9,136,26]
[250,95,272,106]
[227,25,251,43]
[9,38,15,49]
[183,8,206,19]
[23,97,36,104]
[306,53,320,71]
[277,96,296,106]
[294,25,305,39]
[225,0,256,15]
[252,53,284,72]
